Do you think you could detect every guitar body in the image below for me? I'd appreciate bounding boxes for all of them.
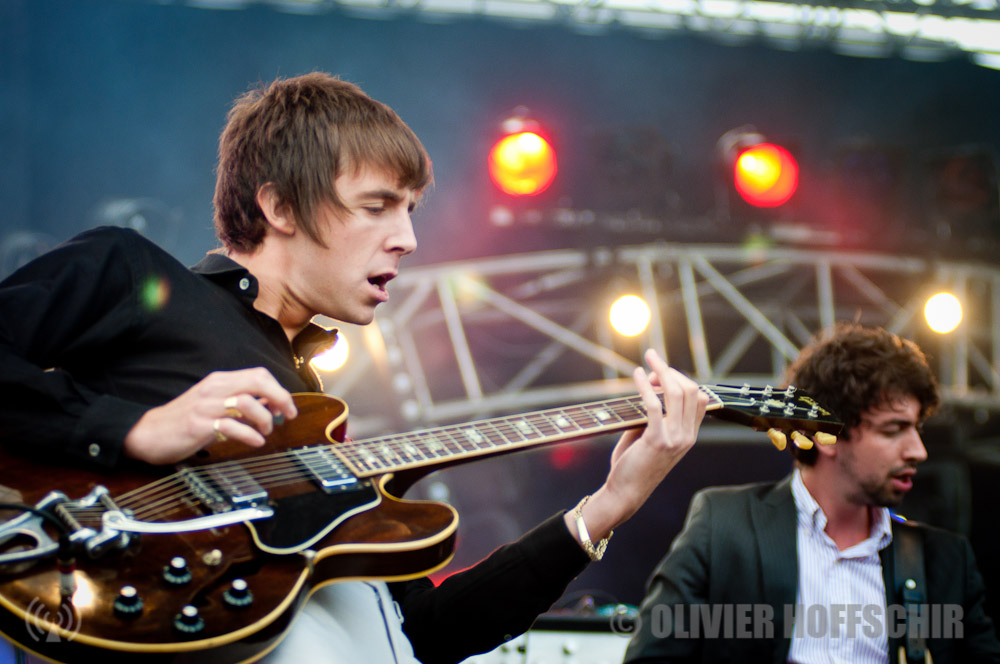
[0,383,841,662]
[0,394,457,663]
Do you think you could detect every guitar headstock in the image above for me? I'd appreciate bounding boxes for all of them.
[701,384,843,450]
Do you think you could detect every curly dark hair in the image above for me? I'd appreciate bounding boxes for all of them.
[784,322,939,465]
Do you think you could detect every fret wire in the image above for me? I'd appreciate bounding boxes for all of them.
[562,406,595,429]
[476,422,508,447]
[397,433,430,462]
[441,430,462,455]
[479,419,517,446]
[576,402,623,428]
[527,411,563,436]
[510,416,542,439]
[502,421,532,443]
[545,409,576,432]
[591,402,626,424]
[395,431,425,456]
[439,426,474,453]
[392,430,450,458]
[431,426,469,456]
[443,427,472,454]
[588,399,621,424]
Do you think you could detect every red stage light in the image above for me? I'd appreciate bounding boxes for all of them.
[488,131,557,196]
[733,143,799,208]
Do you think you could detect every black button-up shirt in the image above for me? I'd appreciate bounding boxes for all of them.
[0,226,336,466]
[0,226,593,664]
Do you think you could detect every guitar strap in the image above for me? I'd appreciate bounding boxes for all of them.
[893,522,933,664]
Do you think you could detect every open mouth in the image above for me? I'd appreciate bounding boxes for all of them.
[368,273,395,299]
[890,469,916,492]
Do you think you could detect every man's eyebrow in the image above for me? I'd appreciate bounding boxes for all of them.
[864,415,916,428]
[358,189,405,202]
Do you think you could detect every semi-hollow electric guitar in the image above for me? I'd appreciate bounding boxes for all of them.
[0,384,840,663]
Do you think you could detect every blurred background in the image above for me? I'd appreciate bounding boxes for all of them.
[3,0,1000,631]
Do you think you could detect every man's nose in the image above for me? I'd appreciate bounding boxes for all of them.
[391,213,417,256]
[904,430,928,464]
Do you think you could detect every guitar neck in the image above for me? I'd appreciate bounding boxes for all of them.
[332,388,725,478]
[330,382,843,479]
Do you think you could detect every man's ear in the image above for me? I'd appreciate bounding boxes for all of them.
[256,183,296,237]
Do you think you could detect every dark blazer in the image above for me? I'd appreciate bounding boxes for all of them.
[624,476,1000,663]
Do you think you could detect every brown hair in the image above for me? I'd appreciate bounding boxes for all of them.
[213,72,432,252]
[784,322,939,465]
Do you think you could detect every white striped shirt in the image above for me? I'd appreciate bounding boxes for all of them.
[787,470,893,664]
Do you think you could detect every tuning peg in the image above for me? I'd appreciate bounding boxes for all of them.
[766,429,787,451]
[814,432,837,446]
[791,431,814,450]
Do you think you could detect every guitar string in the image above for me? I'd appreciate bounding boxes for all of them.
[66,386,819,525]
[63,387,768,523]
[67,388,811,525]
[63,396,651,524]
[68,398,649,523]
[81,384,788,518]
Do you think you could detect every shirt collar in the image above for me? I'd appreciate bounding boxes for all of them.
[190,252,339,363]
[191,251,258,301]
[791,468,893,552]
[791,467,826,531]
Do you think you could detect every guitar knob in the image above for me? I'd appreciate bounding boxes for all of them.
[223,578,254,608]
[113,585,144,617]
[163,556,193,585]
[174,605,205,634]
[790,431,814,450]
[766,428,787,451]
[815,431,838,446]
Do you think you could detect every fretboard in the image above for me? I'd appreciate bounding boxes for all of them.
[331,386,724,478]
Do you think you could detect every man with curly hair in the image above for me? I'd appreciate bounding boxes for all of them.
[624,322,1000,663]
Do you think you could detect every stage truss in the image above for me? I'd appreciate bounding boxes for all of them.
[323,242,1000,441]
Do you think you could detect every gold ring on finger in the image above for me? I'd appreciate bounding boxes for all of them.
[223,396,243,420]
[212,418,228,443]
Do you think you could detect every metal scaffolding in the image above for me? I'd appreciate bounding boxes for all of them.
[323,242,1000,439]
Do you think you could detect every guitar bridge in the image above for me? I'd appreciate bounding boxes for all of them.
[0,486,134,565]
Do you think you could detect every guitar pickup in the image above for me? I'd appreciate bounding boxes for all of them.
[292,447,360,493]
[180,466,268,513]
[205,467,268,508]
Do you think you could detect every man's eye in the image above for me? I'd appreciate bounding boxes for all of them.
[365,207,385,215]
